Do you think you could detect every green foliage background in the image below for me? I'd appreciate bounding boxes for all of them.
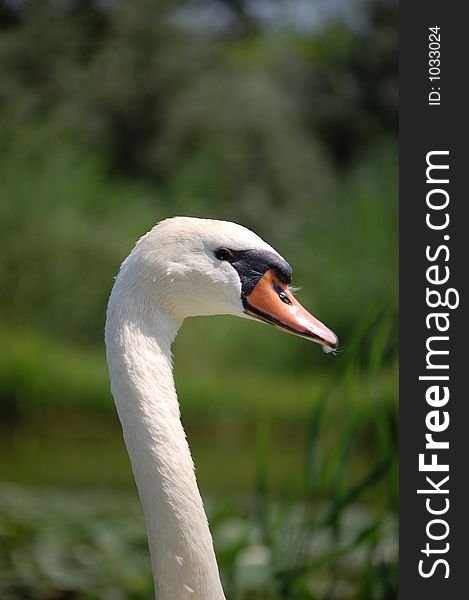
[0,1,398,598]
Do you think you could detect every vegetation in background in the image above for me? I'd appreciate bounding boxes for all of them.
[0,1,398,598]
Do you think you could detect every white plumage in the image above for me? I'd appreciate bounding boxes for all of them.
[105,217,337,599]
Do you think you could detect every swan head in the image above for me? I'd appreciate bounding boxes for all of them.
[119,217,338,352]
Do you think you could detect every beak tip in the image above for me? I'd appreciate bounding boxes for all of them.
[321,330,339,353]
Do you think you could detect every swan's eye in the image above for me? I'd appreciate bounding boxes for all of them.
[215,248,233,261]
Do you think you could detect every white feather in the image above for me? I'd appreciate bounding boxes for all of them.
[105,217,285,600]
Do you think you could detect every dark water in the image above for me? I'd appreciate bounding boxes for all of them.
[0,417,306,497]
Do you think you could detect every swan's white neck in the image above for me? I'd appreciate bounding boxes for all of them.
[105,293,226,600]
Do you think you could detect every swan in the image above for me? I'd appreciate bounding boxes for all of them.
[104,216,338,600]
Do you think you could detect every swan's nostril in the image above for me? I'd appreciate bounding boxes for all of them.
[272,281,292,305]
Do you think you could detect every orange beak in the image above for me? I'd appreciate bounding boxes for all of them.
[243,269,338,352]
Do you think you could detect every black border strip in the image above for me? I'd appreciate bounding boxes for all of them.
[400,3,467,596]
